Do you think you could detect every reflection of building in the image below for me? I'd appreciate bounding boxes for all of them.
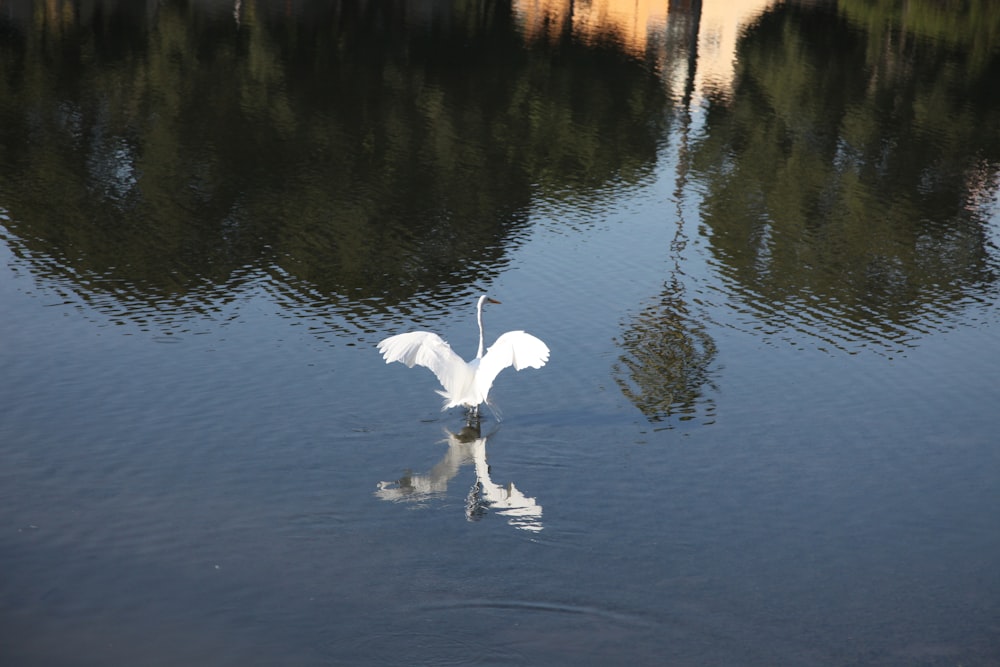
[513,0,777,104]
[692,0,777,102]
[514,0,669,59]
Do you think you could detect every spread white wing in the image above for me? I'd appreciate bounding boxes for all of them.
[475,331,550,400]
[377,332,470,401]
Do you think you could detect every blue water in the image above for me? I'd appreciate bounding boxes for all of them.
[2,1,999,664]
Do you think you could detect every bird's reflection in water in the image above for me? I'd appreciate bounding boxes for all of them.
[376,420,543,533]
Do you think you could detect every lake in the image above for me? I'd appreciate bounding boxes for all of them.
[1,0,999,664]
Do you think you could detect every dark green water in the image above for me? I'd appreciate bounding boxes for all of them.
[1,1,998,664]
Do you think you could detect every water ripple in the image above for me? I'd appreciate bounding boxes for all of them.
[419,597,655,628]
[695,232,1000,357]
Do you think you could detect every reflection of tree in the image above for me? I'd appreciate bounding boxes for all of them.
[689,1,1000,351]
[613,1,717,428]
[0,0,669,331]
[615,284,717,426]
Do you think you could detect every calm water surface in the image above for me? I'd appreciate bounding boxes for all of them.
[2,0,999,665]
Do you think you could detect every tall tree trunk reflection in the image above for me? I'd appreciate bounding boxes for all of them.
[614,0,717,428]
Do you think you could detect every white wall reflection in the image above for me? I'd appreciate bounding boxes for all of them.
[376,424,543,533]
[691,0,778,104]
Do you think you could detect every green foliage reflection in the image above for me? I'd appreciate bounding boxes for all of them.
[614,278,718,426]
[690,0,999,350]
[0,0,668,325]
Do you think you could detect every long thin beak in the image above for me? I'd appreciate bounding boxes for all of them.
[487,297,501,304]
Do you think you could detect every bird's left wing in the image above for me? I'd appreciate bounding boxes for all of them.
[377,331,468,398]
[476,331,550,399]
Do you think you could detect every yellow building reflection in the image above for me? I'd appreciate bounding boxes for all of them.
[515,0,669,59]
[514,0,778,104]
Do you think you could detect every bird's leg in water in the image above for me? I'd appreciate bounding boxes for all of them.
[466,405,481,427]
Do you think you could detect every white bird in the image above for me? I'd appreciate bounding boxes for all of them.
[377,295,549,417]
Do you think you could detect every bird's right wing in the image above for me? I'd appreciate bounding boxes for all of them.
[377,332,468,398]
[475,330,550,401]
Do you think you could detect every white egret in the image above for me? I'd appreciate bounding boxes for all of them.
[377,295,549,417]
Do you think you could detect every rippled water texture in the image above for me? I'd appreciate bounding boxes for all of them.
[1,1,999,665]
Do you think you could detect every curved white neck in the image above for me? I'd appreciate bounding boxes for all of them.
[476,296,486,358]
